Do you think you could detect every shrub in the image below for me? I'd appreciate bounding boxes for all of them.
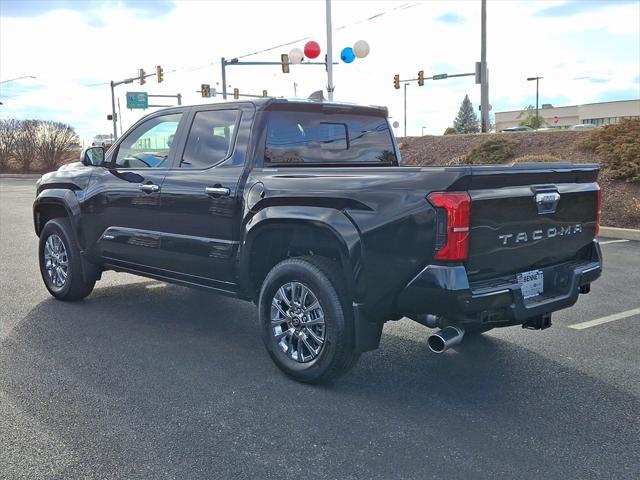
[443,127,457,135]
[464,138,517,164]
[580,119,640,183]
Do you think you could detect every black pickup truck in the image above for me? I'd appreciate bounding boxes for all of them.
[34,99,602,382]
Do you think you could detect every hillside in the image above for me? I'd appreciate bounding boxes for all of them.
[398,126,640,229]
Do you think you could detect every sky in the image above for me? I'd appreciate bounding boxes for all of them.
[1,0,639,140]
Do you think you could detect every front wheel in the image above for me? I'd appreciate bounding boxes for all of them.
[39,218,96,301]
[258,256,360,383]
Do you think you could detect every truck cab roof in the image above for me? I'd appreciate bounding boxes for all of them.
[153,98,389,118]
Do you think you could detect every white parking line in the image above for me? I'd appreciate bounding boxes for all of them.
[569,308,640,330]
[599,239,630,245]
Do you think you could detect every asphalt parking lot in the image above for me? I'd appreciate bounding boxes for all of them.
[1,176,639,480]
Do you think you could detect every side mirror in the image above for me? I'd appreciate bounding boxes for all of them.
[81,147,105,167]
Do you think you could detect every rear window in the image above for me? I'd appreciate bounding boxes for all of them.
[265,111,396,165]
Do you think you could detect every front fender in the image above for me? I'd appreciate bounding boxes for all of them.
[33,189,82,242]
[238,205,364,300]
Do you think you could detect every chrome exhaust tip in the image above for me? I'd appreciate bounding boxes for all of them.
[428,326,465,353]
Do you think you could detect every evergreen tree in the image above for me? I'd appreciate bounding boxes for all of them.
[453,95,480,134]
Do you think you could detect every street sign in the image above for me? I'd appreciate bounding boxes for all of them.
[553,116,559,124]
[126,91,148,109]
[433,73,448,80]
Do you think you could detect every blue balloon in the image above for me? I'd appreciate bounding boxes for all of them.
[340,47,355,63]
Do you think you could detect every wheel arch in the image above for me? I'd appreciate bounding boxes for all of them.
[238,206,363,302]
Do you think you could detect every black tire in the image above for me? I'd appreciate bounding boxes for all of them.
[258,256,360,383]
[39,218,96,301]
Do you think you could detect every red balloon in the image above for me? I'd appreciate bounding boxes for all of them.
[304,41,321,59]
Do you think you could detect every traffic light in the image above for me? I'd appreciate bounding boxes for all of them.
[156,65,163,83]
[262,90,268,97]
[281,53,290,73]
[233,88,239,100]
[393,74,400,90]
[139,68,146,85]
[201,84,210,98]
[418,70,424,86]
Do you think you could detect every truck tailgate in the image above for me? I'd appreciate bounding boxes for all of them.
[459,164,600,279]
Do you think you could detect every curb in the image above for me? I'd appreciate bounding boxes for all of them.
[0,174,41,179]
[600,226,640,241]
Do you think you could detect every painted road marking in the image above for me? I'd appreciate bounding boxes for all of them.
[569,308,640,330]
[599,239,630,245]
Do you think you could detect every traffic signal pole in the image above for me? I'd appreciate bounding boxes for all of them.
[221,57,228,100]
[110,81,117,141]
[220,57,336,101]
[404,83,408,137]
[108,70,158,140]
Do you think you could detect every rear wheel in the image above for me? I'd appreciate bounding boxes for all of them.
[258,256,360,383]
[39,218,96,301]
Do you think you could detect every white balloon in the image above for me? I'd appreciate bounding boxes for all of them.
[289,48,304,64]
[353,40,370,58]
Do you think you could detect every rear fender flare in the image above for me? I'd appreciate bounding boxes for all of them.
[239,206,363,300]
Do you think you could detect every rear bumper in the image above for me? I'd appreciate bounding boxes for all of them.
[397,240,602,326]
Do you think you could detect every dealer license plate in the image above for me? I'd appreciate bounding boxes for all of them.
[517,269,544,299]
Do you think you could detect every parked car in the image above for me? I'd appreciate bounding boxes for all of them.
[91,134,114,147]
[501,126,533,132]
[569,124,597,130]
[33,99,602,383]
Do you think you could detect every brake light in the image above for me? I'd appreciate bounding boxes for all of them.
[595,184,601,237]
[428,192,471,261]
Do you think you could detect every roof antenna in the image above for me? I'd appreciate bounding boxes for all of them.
[308,90,325,102]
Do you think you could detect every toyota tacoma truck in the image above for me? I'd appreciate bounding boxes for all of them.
[34,99,602,383]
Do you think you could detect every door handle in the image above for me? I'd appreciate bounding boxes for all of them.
[205,186,230,196]
[139,183,160,193]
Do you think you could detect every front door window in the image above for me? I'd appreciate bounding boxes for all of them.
[113,113,182,169]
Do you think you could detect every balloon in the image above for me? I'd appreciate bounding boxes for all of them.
[304,40,321,59]
[289,47,304,64]
[340,47,355,63]
[353,40,370,58]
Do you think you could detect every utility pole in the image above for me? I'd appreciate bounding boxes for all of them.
[325,0,335,100]
[480,0,489,132]
[527,76,543,129]
[404,83,409,137]
[293,82,298,98]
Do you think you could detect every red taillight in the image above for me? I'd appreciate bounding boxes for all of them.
[595,184,601,237]
[428,192,471,261]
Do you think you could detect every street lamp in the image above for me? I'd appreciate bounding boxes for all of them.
[422,126,427,136]
[527,76,543,129]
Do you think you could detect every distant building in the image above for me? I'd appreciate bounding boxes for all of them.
[495,99,640,131]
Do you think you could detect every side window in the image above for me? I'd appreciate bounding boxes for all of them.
[113,113,182,169]
[181,110,240,169]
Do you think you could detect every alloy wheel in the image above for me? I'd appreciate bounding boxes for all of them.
[43,234,69,288]
[271,281,326,363]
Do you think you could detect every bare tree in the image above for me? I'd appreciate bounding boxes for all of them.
[36,121,80,170]
[13,120,40,172]
[0,119,21,171]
